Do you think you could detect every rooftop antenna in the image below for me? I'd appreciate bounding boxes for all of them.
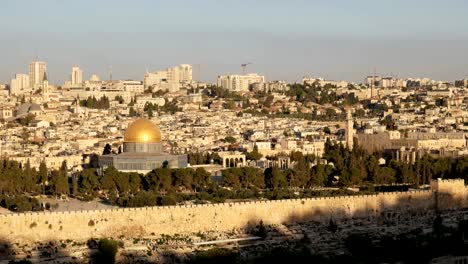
[194,64,202,82]
[197,64,202,81]
[33,49,39,61]
[241,62,252,74]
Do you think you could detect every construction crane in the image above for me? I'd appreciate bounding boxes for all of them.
[194,64,206,81]
[108,65,113,81]
[241,62,252,74]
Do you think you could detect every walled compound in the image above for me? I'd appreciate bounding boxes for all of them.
[0,179,466,243]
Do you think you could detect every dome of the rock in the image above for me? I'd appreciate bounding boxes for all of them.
[124,118,162,143]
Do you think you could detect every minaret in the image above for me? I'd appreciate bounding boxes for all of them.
[41,71,49,102]
[42,72,49,94]
[74,97,81,114]
[346,109,354,150]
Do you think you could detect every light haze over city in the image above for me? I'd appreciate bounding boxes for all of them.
[1,0,468,84]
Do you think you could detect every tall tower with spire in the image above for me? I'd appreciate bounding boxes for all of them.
[346,109,354,150]
[42,72,49,95]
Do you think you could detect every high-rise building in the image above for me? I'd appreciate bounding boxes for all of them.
[10,74,30,95]
[144,71,168,89]
[166,64,193,83]
[143,64,193,91]
[71,66,83,86]
[177,64,193,82]
[29,61,47,89]
[217,73,265,92]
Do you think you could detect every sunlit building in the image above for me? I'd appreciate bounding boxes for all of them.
[29,60,47,89]
[217,73,265,92]
[71,66,83,86]
[10,73,30,95]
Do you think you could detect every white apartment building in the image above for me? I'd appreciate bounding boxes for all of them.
[10,74,30,95]
[167,64,192,83]
[144,71,167,89]
[71,66,83,86]
[121,80,144,93]
[144,64,193,90]
[29,61,47,89]
[217,73,265,92]
[380,77,395,88]
[303,77,348,88]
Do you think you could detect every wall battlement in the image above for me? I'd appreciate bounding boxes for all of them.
[0,190,432,219]
[0,179,465,242]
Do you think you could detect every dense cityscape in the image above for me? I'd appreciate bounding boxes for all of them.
[1,1,468,263]
[0,57,467,263]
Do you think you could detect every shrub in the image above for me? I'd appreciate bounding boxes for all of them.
[188,247,237,264]
[159,195,177,206]
[92,238,119,264]
[254,220,267,239]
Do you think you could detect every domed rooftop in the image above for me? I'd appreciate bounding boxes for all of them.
[124,118,161,143]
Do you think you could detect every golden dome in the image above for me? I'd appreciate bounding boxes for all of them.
[124,118,162,143]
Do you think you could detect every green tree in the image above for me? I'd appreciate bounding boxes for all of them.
[113,171,130,193]
[103,144,112,155]
[101,167,118,192]
[224,136,236,144]
[146,168,172,193]
[78,169,100,194]
[374,167,397,184]
[222,169,241,189]
[23,159,37,193]
[128,173,141,194]
[415,154,434,185]
[50,161,69,195]
[193,168,211,190]
[246,145,262,161]
[263,95,274,107]
[129,107,138,117]
[172,168,193,190]
[264,167,287,189]
[38,160,48,194]
[147,107,154,118]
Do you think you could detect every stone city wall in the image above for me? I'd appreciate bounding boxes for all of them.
[0,179,466,243]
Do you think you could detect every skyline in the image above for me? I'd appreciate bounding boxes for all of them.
[1,0,468,84]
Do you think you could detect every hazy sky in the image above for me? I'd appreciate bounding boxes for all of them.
[1,0,468,84]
